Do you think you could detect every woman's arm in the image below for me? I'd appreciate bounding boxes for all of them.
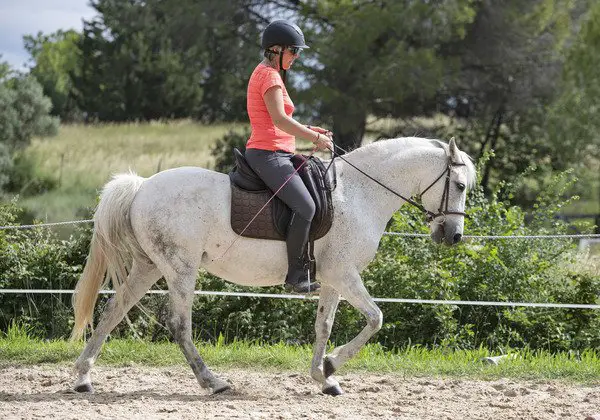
[264,85,332,150]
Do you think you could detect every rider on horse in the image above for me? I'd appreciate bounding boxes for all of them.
[244,20,333,293]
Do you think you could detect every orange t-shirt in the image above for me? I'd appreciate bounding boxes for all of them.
[246,63,295,153]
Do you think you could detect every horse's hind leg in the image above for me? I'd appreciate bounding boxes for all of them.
[164,270,230,394]
[74,259,161,393]
[309,285,343,395]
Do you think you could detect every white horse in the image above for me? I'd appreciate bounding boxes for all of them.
[71,137,476,396]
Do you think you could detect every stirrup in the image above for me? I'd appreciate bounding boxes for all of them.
[284,270,321,294]
[284,280,321,294]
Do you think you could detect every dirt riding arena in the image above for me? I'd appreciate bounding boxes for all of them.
[1,365,599,419]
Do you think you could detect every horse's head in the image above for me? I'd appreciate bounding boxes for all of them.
[419,138,476,246]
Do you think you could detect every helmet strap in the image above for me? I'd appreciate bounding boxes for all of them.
[279,50,286,84]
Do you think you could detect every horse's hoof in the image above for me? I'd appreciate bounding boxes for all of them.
[323,384,344,396]
[212,384,231,394]
[74,383,94,393]
[323,357,336,378]
[211,381,232,394]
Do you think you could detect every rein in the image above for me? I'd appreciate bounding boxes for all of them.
[328,143,467,223]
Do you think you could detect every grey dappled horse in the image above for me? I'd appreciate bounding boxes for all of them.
[71,137,476,395]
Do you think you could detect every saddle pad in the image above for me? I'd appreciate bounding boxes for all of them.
[229,154,334,242]
[230,185,287,240]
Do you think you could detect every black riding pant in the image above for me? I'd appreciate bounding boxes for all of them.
[244,148,316,268]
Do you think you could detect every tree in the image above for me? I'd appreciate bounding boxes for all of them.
[435,0,577,192]
[0,76,58,151]
[0,75,59,192]
[0,55,11,82]
[276,0,582,196]
[24,30,83,121]
[72,0,262,122]
[549,0,600,167]
[295,0,478,152]
[73,0,205,121]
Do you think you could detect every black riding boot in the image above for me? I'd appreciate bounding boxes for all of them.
[284,214,321,293]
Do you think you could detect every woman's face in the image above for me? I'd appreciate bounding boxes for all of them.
[275,46,300,70]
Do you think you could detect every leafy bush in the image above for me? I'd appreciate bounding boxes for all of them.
[0,76,59,151]
[363,178,600,352]
[0,201,89,338]
[3,153,58,196]
[210,127,251,173]
[0,75,59,195]
[0,143,12,191]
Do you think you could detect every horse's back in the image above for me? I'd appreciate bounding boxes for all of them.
[142,166,229,198]
[130,166,232,248]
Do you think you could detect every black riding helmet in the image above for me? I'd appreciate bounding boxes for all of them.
[261,20,309,83]
[261,20,310,49]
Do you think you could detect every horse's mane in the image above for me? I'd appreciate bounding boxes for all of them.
[346,137,477,189]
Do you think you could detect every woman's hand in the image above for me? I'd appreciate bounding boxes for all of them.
[307,125,331,135]
[313,131,333,151]
[307,125,333,151]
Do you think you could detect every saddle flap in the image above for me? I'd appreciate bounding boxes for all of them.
[229,148,267,191]
[291,155,334,240]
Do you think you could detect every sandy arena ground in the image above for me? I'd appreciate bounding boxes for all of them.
[0,365,599,419]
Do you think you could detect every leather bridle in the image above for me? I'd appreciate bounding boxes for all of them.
[328,143,468,224]
[417,160,468,223]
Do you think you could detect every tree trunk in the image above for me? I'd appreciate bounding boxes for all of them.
[480,106,504,193]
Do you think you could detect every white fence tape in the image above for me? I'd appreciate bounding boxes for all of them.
[1,288,598,309]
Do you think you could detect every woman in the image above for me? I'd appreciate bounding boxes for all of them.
[245,20,333,293]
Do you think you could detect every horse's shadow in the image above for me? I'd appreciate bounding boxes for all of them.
[0,388,259,404]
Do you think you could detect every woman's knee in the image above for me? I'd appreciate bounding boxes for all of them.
[297,198,316,222]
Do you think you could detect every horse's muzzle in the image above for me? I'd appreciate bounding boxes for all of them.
[431,224,463,246]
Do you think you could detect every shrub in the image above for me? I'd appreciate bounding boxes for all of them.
[210,127,251,173]
[0,75,59,194]
[0,201,89,338]
[0,76,59,151]
[3,153,58,196]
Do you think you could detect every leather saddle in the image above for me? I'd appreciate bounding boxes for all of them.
[229,148,335,242]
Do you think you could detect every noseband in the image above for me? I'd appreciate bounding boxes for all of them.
[418,160,468,223]
[330,144,467,224]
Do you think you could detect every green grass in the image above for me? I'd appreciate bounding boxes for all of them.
[17,120,247,223]
[2,324,600,383]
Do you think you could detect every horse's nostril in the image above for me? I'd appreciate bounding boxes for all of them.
[453,233,462,244]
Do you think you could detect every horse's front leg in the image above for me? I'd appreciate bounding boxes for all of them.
[323,270,383,381]
[310,285,342,395]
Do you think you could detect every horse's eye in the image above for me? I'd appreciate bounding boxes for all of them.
[456,182,466,191]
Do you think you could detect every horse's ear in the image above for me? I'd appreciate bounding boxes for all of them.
[449,137,460,161]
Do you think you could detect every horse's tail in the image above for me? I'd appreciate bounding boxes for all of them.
[71,172,147,341]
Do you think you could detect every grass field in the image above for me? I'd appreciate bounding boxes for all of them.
[17,120,247,224]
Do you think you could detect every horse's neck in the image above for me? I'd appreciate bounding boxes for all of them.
[337,143,444,231]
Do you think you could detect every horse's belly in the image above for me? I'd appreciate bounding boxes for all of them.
[201,237,288,287]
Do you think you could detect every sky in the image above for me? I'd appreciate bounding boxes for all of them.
[0,0,96,70]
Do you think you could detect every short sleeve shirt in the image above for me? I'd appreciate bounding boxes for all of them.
[246,63,295,153]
